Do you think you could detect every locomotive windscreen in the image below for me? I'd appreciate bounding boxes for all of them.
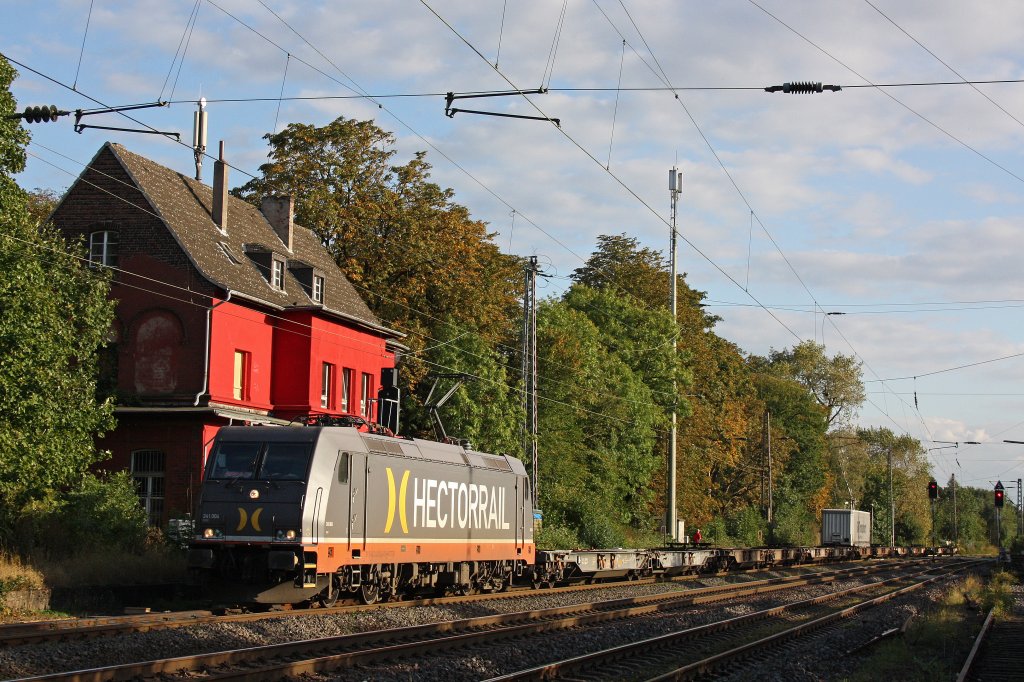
[206,441,313,481]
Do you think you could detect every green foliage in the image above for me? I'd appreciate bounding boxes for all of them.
[764,340,865,430]
[535,523,580,550]
[0,57,115,542]
[0,57,29,178]
[702,517,728,546]
[856,427,932,546]
[13,472,148,557]
[60,472,149,552]
[535,292,662,542]
[725,505,768,546]
[414,329,522,455]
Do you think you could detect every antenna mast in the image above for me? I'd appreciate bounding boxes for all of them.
[668,167,681,541]
[193,98,207,181]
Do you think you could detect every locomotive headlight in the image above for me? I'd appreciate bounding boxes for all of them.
[202,527,223,539]
[275,529,298,541]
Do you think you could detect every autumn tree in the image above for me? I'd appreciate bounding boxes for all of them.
[766,341,865,430]
[234,117,523,438]
[24,187,58,225]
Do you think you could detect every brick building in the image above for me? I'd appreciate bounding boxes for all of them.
[52,142,403,525]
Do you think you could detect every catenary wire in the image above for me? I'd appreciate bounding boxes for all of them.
[863,0,1024,133]
[418,0,804,344]
[160,0,203,102]
[750,0,1024,186]
[590,1,926,446]
[72,0,95,92]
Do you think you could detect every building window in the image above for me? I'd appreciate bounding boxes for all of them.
[321,362,334,409]
[312,275,324,303]
[233,350,250,401]
[131,449,165,526]
[341,368,353,412]
[272,258,285,290]
[361,372,373,418]
[89,231,118,267]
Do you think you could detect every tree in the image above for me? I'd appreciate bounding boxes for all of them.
[0,56,115,538]
[24,188,59,226]
[571,233,667,305]
[752,371,829,544]
[234,117,523,438]
[766,341,865,430]
[535,291,664,546]
[856,427,930,546]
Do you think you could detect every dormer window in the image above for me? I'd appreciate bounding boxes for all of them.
[313,275,324,303]
[89,230,118,267]
[271,258,285,290]
[288,261,323,303]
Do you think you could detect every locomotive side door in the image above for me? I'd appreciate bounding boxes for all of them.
[516,477,525,549]
[347,451,368,554]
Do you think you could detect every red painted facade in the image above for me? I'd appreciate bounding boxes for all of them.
[53,144,400,526]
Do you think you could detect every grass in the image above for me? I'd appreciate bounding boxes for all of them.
[0,546,189,618]
[848,570,1017,681]
[0,554,44,593]
[33,547,187,588]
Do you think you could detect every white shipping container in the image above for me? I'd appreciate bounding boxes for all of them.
[821,509,871,547]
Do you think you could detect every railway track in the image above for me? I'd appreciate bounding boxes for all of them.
[483,558,982,681]
[957,607,1024,681]
[6,560,935,681]
[0,560,882,648]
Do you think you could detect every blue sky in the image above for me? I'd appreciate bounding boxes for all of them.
[6,0,1024,495]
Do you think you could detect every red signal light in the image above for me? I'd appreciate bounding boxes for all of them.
[928,481,938,499]
[995,489,1005,508]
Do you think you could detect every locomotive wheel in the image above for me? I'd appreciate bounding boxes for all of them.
[360,581,379,605]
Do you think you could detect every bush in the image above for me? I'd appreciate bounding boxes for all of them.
[35,545,186,588]
[536,523,580,550]
[61,471,149,552]
[10,471,149,559]
[703,517,729,546]
[579,514,625,549]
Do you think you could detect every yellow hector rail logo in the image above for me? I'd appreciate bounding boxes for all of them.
[236,507,263,532]
[385,467,410,534]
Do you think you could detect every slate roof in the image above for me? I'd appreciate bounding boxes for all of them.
[103,143,400,339]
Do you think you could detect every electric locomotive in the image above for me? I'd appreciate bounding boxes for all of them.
[188,423,534,605]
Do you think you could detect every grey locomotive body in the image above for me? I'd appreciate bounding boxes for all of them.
[189,425,534,604]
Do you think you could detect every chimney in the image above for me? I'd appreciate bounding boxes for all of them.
[261,195,294,251]
[212,141,228,232]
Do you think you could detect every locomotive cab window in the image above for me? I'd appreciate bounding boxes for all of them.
[206,441,260,480]
[258,442,312,481]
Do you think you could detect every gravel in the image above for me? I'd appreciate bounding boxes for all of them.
[0,563,949,681]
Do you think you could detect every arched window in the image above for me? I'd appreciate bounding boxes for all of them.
[131,449,165,526]
[89,230,118,267]
[132,310,184,394]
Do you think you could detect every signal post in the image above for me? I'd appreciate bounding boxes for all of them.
[995,481,1005,549]
[928,480,938,549]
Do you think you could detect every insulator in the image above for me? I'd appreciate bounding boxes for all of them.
[23,105,60,123]
[783,82,824,94]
